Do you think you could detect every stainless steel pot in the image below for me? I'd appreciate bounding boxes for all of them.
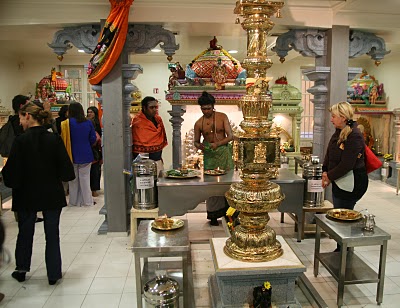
[144,272,180,308]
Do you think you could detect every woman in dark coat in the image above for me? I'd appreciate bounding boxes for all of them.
[322,101,368,209]
[55,104,69,135]
[2,103,75,285]
[87,106,102,196]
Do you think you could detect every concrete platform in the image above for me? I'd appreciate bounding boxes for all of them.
[209,236,306,307]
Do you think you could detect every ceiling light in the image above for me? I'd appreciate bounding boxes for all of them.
[229,50,238,54]
[78,49,85,53]
[151,48,162,53]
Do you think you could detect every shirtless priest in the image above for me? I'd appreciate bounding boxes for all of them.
[194,91,234,225]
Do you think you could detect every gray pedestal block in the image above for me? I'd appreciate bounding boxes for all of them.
[209,237,305,307]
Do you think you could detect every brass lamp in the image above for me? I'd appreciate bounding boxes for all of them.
[224,0,285,262]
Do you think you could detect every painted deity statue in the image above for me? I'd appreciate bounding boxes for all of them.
[212,57,227,90]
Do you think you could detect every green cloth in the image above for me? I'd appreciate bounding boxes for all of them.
[203,142,234,171]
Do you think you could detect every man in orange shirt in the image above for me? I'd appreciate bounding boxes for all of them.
[131,97,167,173]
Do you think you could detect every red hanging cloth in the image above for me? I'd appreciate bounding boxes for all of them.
[87,0,134,85]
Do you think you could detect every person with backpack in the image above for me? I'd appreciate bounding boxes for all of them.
[0,95,29,158]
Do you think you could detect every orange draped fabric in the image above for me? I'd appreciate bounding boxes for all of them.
[131,112,168,154]
[87,0,133,85]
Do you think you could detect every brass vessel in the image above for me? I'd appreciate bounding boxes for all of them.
[224,0,285,262]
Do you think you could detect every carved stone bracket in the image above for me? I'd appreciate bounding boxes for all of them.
[48,25,101,59]
[272,29,326,60]
[273,29,391,63]
[349,30,391,61]
[125,24,179,57]
[168,105,186,169]
[48,24,179,60]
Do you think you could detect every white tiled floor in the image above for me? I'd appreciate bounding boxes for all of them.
[0,178,399,307]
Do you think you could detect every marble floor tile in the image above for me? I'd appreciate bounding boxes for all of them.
[2,177,400,307]
[81,293,122,308]
[52,278,94,295]
[88,277,126,294]
[43,294,86,308]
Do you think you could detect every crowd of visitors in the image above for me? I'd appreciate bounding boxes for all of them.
[1,95,104,286]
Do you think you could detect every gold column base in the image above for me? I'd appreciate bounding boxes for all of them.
[224,224,283,262]
[225,181,284,262]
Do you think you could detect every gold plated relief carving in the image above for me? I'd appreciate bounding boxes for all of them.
[254,143,267,163]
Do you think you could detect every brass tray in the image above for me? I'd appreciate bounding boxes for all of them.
[204,169,227,176]
[326,208,362,221]
[165,169,200,179]
[151,219,184,231]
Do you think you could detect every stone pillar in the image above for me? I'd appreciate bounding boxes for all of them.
[302,67,330,161]
[393,108,400,162]
[292,113,302,153]
[325,26,350,149]
[101,50,143,233]
[168,105,186,169]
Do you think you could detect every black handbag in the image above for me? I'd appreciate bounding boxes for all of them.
[92,146,101,161]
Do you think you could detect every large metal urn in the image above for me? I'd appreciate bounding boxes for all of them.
[303,156,324,207]
[132,155,158,210]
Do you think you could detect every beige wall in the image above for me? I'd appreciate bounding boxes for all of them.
[1,49,398,168]
[0,49,90,111]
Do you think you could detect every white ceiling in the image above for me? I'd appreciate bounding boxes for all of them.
[0,0,399,63]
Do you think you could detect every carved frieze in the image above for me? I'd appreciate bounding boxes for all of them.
[48,25,101,58]
[349,30,391,61]
[272,29,326,60]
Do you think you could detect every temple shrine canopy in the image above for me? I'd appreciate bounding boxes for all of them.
[347,69,387,109]
[165,37,302,110]
[165,37,247,105]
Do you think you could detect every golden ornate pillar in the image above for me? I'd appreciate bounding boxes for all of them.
[224,0,285,262]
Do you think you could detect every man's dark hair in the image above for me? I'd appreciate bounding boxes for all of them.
[141,96,157,112]
[58,104,69,119]
[12,95,29,113]
[68,102,86,123]
[198,91,215,106]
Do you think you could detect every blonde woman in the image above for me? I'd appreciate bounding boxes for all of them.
[322,102,368,210]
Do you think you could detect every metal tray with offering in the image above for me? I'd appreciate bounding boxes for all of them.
[204,168,227,176]
[151,215,184,230]
[165,169,200,179]
[326,208,362,221]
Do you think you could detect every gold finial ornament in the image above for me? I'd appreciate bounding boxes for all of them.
[279,57,285,63]
[57,55,64,61]
[375,60,381,66]
[276,9,282,18]
[224,0,285,262]
[167,55,173,62]
[235,16,241,24]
